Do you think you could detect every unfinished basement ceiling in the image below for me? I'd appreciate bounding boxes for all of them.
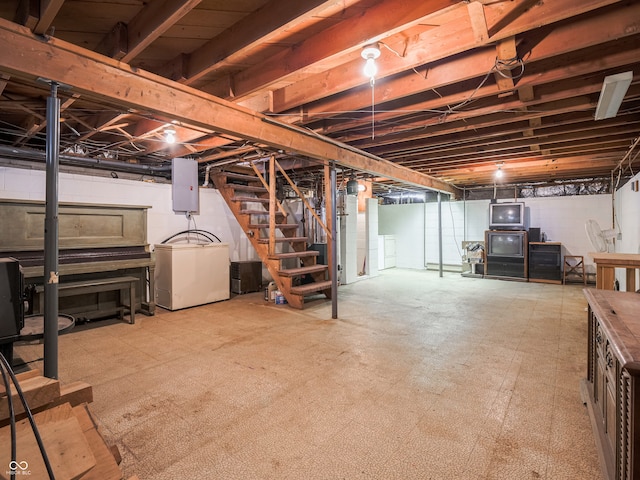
[0,0,639,194]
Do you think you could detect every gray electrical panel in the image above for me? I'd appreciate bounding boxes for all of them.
[172,157,199,213]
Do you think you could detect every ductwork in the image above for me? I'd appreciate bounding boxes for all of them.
[0,145,172,177]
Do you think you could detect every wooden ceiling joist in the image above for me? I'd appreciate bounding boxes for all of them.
[0,17,456,196]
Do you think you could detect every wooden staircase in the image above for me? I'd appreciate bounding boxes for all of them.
[211,159,332,309]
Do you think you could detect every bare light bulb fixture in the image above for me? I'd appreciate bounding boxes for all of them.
[361,44,381,84]
[495,165,504,179]
[164,127,176,144]
[361,43,381,140]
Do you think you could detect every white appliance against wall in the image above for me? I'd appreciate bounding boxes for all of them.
[154,242,230,310]
[378,235,396,269]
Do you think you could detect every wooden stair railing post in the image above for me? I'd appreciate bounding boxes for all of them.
[268,154,276,257]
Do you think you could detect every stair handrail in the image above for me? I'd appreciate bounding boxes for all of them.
[275,159,332,241]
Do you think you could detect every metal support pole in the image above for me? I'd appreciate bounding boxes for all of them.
[438,192,443,278]
[44,81,60,379]
[330,163,338,319]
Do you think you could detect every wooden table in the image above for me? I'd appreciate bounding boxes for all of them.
[589,252,640,291]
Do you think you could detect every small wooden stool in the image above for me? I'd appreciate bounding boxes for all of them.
[563,255,586,285]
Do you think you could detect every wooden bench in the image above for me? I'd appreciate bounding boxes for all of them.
[35,276,138,324]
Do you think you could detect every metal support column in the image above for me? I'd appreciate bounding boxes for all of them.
[438,192,443,278]
[44,81,60,379]
[330,163,338,319]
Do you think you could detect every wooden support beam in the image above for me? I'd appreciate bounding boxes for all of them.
[121,0,202,63]
[207,0,457,99]
[494,36,517,93]
[33,0,64,35]
[158,0,333,85]
[467,1,489,44]
[0,18,456,195]
[14,0,39,30]
[273,0,630,113]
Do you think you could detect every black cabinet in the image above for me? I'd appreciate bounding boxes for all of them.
[529,242,562,283]
[485,255,526,278]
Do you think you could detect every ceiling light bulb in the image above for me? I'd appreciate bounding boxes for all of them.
[363,57,378,79]
[164,128,176,144]
[361,44,381,80]
[495,167,503,178]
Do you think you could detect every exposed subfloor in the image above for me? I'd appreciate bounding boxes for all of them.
[15,269,603,479]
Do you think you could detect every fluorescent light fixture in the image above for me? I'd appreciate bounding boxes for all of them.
[594,71,633,120]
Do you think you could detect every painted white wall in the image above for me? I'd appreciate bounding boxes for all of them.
[366,198,379,277]
[614,173,640,290]
[356,211,367,275]
[380,194,613,272]
[0,166,257,261]
[378,203,426,269]
[339,195,358,284]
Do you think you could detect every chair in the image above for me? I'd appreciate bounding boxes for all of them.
[563,255,586,285]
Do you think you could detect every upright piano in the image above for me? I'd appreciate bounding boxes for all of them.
[0,199,155,321]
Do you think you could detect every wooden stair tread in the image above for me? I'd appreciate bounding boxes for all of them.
[290,280,333,295]
[269,251,319,259]
[249,223,298,229]
[233,196,270,203]
[225,184,266,193]
[258,237,307,243]
[220,171,260,182]
[241,209,285,216]
[279,265,328,277]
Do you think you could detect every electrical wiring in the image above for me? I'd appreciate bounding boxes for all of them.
[0,356,17,480]
[160,229,221,244]
[0,352,56,479]
[494,56,525,79]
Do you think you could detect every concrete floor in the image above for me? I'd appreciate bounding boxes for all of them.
[15,269,603,479]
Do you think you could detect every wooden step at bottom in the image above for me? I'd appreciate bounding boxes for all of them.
[269,251,319,260]
[290,280,333,296]
[233,196,270,203]
[258,236,307,243]
[249,223,298,230]
[279,264,328,277]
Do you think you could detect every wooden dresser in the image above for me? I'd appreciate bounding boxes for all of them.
[582,289,640,480]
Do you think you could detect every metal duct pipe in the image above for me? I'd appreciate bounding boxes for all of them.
[0,145,172,177]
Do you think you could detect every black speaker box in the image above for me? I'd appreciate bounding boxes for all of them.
[528,227,541,243]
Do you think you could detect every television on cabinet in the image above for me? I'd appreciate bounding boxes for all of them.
[489,202,525,230]
[486,231,525,257]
